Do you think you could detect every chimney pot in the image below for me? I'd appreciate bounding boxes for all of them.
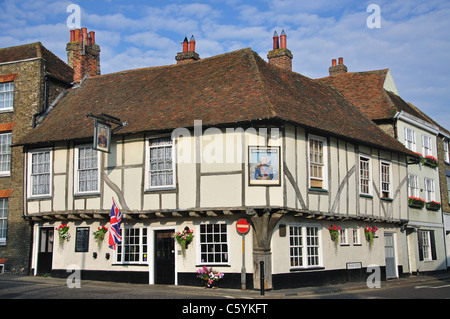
[70,30,75,42]
[182,37,189,53]
[189,35,196,52]
[338,57,344,65]
[280,29,287,49]
[89,31,95,44]
[82,27,88,42]
[332,59,337,66]
[74,29,80,43]
[273,31,279,50]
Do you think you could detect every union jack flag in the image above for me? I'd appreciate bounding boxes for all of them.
[108,198,122,250]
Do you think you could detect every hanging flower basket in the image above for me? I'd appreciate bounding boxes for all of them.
[408,196,425,209]
[328,225,341,244]
[93,226,108,247]
[426,201,441,211]
[422,155,439,168]
[364,226,378,247]
[196,266,224,288]
[174,227,194,255]
[56,224,70,245]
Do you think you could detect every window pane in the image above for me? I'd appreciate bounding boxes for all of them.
[199,223,228,264]
[30,151,51,196]
[77,146,98,193]
[149,138,174,188]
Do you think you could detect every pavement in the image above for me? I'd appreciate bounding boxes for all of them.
[1,271,450,299]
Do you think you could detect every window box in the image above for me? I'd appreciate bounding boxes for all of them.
[425,201,441,211]
[422,155,438,168]
[408,196,425,209]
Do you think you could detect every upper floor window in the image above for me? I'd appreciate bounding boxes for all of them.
[0,133,11,175]
[28,149,52,198]
[424,178,435,202]
[0,82,14,111]
[444,139,450,163]
[359,155,372,196]
[74,145,100,195]
[308,135,327,190]
[408,174,419,198]
[380,161,392,199]
[422,135,432,157]
[146,137,175,190]
[404,127,416,152]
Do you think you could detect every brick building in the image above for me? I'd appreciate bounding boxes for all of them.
[0,42,73,273]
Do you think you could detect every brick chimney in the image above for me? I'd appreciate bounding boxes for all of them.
[66,28,101,83]
[175,35,200,64]
[267,30,293,71]
[329,57,348,76]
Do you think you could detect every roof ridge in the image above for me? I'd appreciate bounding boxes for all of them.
[316,68,389,81]
[86,47,256,81]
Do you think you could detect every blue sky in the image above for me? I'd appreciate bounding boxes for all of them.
[1,0,449,129]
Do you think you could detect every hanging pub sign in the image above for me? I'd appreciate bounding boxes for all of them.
[248,146,281,186]
[93,120,112,153]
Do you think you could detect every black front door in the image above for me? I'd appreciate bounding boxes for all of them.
[155,230,175,284]
[37,228,54,275]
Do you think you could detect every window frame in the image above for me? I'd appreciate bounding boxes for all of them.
[352,229,361,245]
[408,174,419,198]
[422,134,432,157]
[446,175,450,204]
[359,154,372,196]
[424,177,435,202]
[308,134,328,190]
[289,224,322,269]
[380,160,392,199]
[27,148,52,198]
[0,132,12,176]
[444,139,450,163]
[339,228,349,246]
[197,222,230,266]
[0,82,14,112]
[0,198,8,245]
[115,227,148,265]
[145,137,176,191]
[74,144,100,196]
[404,127,416,152]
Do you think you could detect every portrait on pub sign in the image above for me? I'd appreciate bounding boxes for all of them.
[248,146,281,186]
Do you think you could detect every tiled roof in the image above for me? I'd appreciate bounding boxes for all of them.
[18,48,414,156]
[316,70,433,124]
[0,42,73,83]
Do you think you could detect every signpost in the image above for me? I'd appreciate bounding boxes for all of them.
[236,219,250,290]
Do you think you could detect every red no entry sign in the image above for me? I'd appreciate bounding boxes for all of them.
[236,219,250,235]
